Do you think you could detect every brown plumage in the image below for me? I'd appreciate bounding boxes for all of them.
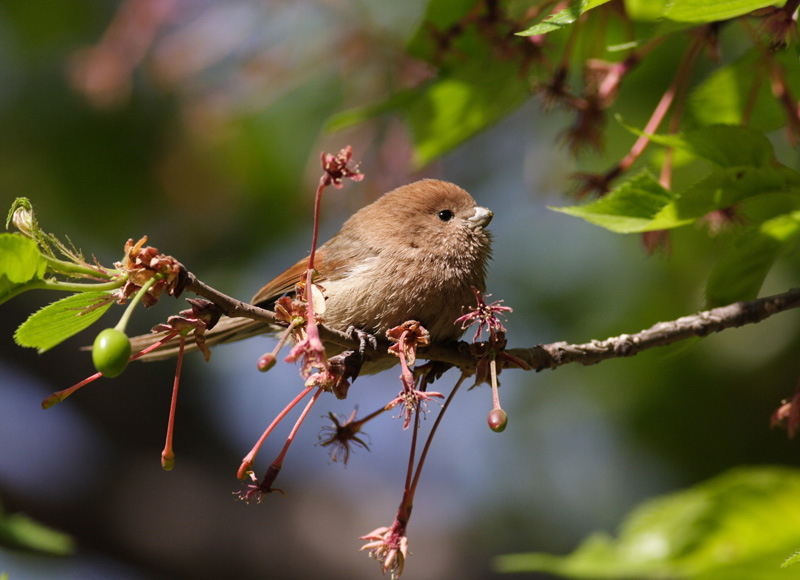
[132,179,493,365]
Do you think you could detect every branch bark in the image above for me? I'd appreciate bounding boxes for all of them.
[180,272,800,373]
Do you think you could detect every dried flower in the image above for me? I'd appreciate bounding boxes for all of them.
[151,298,221,362]
[318,408,371,464]
[455,287,512,343]
[285,333,329,379]
[320,146,364,189]
[360,520,409,578]
[561,95,606,156]
[387,321,430,366]
[772,382,800,438]
[641,229,671,256]
[699,206,744,235]
[759,4,799,50]
[385,385,444,430]
[114,236,186,306]
[235,465,285,503]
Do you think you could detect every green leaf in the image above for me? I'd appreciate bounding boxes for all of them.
[496,466,800,579]
[689,49,800,131]
[551,171,677,233]
[554,163,800,235]
[325,90,416,134]
[405,56,531,167]
[330,26,530,167]
[405,0,478,62]
[0,233,49,305]
[14,291,114,353]
[656,166,800,230]
[0,233,47,284]
[705,211,800,307]
[617,119,777,168]
[664,0,779,23]
[782,551,800,568]
[517,0,613,36]
[623,0,669,21]
[0,502,74,556]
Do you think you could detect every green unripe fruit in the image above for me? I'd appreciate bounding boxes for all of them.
[92,328,132,378]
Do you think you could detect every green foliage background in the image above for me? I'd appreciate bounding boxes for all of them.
[1,1,800,579]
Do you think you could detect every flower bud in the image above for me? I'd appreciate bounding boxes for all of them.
[12,205,35,238]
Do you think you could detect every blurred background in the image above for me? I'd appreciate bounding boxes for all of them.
[1,1,800,578]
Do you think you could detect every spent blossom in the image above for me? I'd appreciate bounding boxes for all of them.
[455,287,512,343]
[387,321,430,366]
[360,520,409,579]
[772,381,800,438]
[320,145,364,189]
[318,408,371,465]
[114,236,186,307]
[151,298,221,362]
[385,321,442,429]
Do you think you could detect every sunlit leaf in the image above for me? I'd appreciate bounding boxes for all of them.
[623,0,669,20]
[616,119,777,168]
[553,163,800,234]
[405,56,531,167]
[496,466,800,579]
[655,166,800,229]
[781,551,800,568]
[664,0,779,22]
[689,49,800,131]
[551,171,677,233]
[0,233,47,284]
[706,212,800,307]
[14,291,114,353]
[517,0,613,36]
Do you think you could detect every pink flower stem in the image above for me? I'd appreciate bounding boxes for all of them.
[409,372,467,498]
[659,38,702,189]
[271,386,324,468]
[404,402,421,493]
[301,180,328,364]
[308,180,326,274]
[42,329,183,409]
[131,330,182,360]
[237,384,316,480]
[161,335,185,471]
[398,331,414,391]
[490,358,502,410]
[614,35,704,180]
[41,372,102,409]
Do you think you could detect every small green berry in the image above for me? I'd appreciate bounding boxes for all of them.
[92,328,132,378]
[488,408,508,432]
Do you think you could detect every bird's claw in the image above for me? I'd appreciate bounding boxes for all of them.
[346,326,378,356]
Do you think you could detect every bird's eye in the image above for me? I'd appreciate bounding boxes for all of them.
[437,209,454,222]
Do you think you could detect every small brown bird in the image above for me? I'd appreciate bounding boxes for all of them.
[134,179,493,367]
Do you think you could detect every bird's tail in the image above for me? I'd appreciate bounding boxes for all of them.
[128,316,274,361]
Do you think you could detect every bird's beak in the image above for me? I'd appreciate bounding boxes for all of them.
[468,206,493,230]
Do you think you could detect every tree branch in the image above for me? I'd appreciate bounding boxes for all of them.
[501,287,800,371]
[183,273,281,325]
[180,272,800,373]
